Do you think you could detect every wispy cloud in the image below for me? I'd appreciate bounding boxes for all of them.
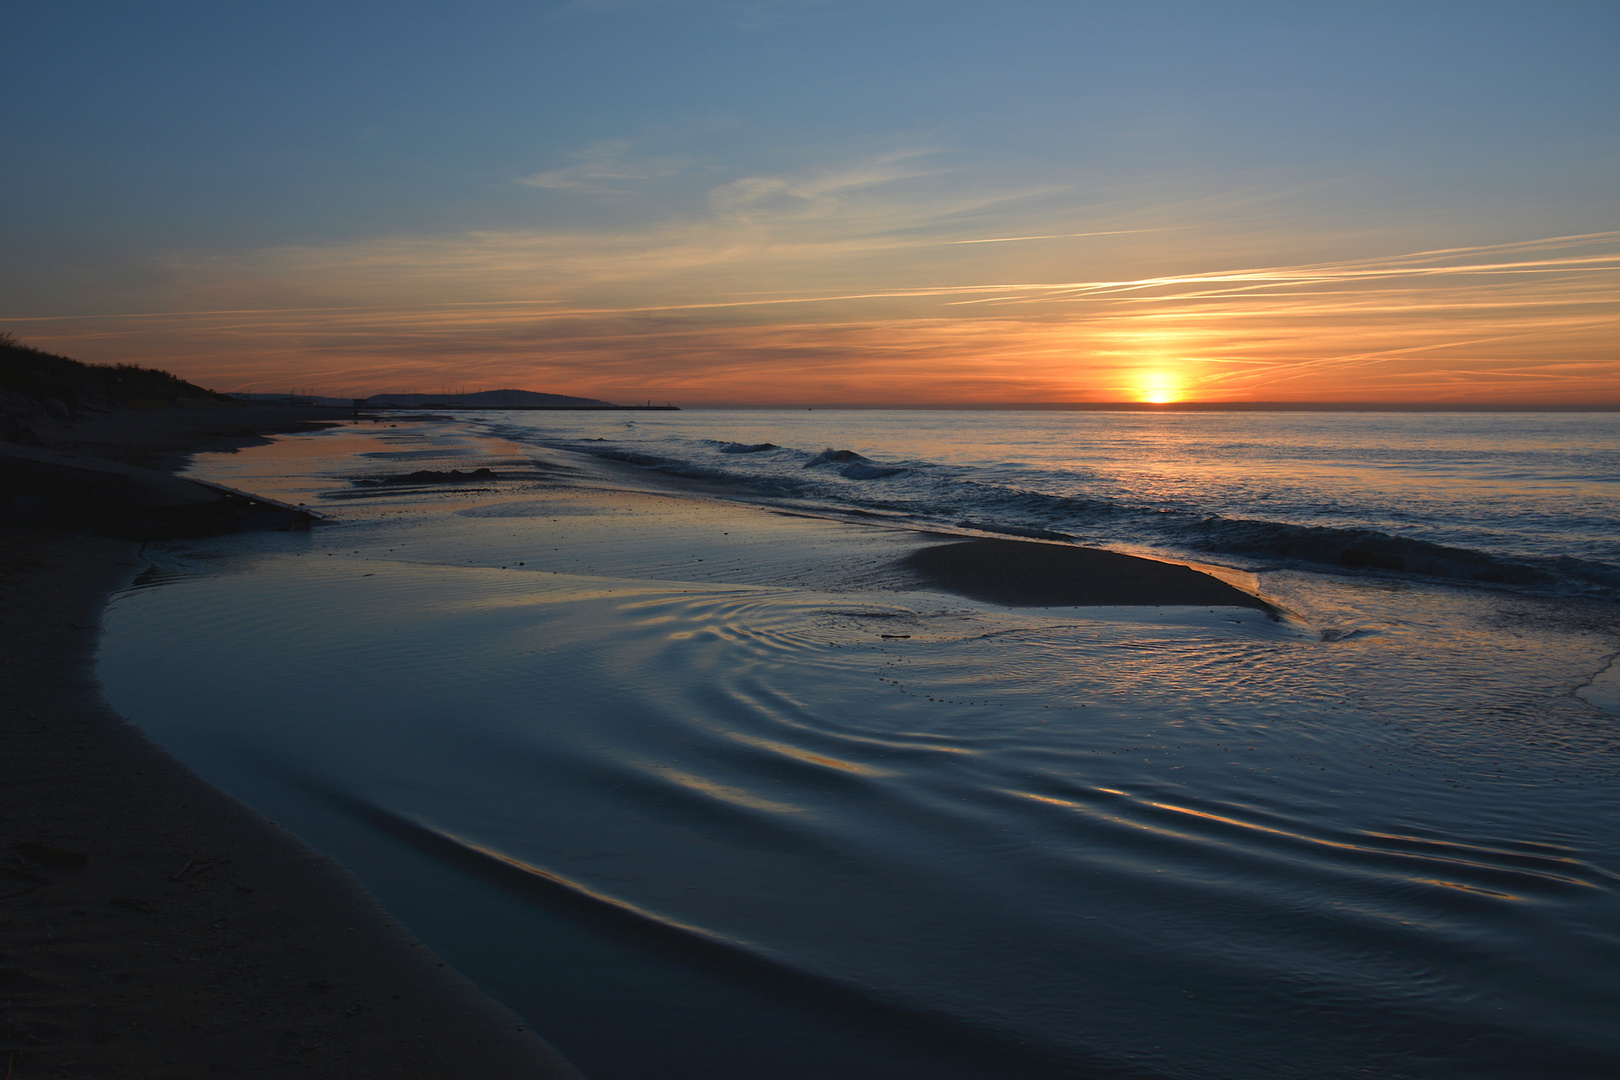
[7,147,1617,407]
[707,149,944,220]
[516,139,686,193]
[949,228,1180,245]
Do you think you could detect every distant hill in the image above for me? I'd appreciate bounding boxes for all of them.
[363,389,672,410]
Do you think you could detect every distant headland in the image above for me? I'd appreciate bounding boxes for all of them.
[357,390,678,410]
[0,337,678,418]
[234,389,679,411]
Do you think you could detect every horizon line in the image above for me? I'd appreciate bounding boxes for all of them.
[666,400,1620,412]
[237,389,1620,413]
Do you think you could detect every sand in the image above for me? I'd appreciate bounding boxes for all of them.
[904,537,1276,611]
[1,406,584,1079]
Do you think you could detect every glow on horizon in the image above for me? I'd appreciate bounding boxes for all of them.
[8,226,1615,405]
[1135,372,1186,405]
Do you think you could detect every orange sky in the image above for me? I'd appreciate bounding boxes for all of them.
[13,224,1617,406]
[4,6,1617,406]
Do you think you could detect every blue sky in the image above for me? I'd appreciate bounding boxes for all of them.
[4,1,1617,402]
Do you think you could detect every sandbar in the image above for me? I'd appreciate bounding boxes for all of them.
[904,537,1273,611]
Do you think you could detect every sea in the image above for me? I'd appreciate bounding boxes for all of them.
[98,409,1620,1079]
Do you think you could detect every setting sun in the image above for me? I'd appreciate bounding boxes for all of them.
[1136,370,1185,404]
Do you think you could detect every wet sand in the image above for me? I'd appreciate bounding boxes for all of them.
[1,407,584,1079]
[905,537,1275,611]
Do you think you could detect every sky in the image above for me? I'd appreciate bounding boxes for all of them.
[3,1,1617,405]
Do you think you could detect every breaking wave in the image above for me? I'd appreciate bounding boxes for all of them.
[490,415,1620,602]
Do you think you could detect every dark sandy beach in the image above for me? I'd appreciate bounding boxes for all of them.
[2,406,583,1079]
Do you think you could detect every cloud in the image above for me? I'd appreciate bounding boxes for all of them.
[706,150,945,224]
[516,139,686,193]
[8,144,1617,407]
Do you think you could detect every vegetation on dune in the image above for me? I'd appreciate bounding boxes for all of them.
[0,334,230,408]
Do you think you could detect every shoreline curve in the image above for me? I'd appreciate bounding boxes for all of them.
[0,406,586,1078]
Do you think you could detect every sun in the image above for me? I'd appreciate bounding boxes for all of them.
[1136,370,1184,404]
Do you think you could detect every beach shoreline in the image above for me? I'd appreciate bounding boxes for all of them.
[1,406,585,1079]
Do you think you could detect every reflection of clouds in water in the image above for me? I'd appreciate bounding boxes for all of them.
[102,545,1620,1078]
[455,500,623,519]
